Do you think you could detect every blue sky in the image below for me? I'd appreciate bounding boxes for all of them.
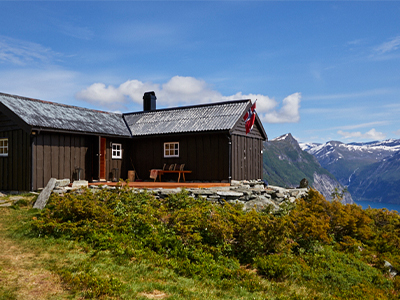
[1,1,400,143]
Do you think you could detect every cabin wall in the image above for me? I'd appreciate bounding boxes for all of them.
[130,133,230,182]
[231,135,263,181]
[31,133,131,190]
[0,129,31,191]
[230,116,266,181]
[32,132,99,190]
[104,137,131,182]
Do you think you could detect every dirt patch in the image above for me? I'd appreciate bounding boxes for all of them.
[138,289,168,299]
[0,208,74,299]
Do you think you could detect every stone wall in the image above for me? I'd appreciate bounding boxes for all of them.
[85,179,309,212]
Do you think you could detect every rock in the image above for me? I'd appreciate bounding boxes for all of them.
[216,191,244,198]
[384,261,398,277]
[244,196,279,211]
[253,184,264,190]
[300,178,309,188]
[33,178,57,209]
[230,180,242,186]
[55,179,70,188]
[72,180,88,189]
[160,188,182,196]
[189,189,214,196]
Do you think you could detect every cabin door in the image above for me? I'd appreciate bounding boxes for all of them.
[100,137,106,180]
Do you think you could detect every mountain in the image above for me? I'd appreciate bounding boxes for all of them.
[348,151,400,203]
[300,139,400,204]
[263,134,353,204]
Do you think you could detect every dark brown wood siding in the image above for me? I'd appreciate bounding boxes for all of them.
[32,132,99,190]
[130,132,229,182]
[0,129,31,191]
[231,134,263,181]
[230,115,265,181]
[104,137,131,182]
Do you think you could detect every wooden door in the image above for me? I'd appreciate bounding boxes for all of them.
[100,137,106,180]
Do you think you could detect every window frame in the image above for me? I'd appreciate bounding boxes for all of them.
[111,143,122,159]
[0,138,8,157]
[164,142,179,158]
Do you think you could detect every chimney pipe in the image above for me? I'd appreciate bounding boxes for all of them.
[143,91,157,111]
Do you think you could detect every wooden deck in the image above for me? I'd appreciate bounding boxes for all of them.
[89,181,231,189]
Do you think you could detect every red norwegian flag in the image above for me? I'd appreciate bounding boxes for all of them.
[243,101,256,134]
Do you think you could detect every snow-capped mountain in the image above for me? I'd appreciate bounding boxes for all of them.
[300,138,400,204]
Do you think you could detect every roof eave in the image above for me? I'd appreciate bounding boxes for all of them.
[0,101,32,134]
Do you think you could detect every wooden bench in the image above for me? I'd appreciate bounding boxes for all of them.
[150,164,192,183]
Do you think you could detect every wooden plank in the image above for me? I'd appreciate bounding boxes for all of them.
[1,131,9,189]
[231,135,236,180]
[58,135,65,180]
[25,132,31,191]
[17,130,23,191]
[187,135,197,181]
[100,137,106,179]
[32,136,37,190]
[84,137,92,181]
[209,135,218,181]
[219,135,228,180]
[197,136,204,180]
[43,134,51,186]
[36,134,44,190]
[80,136,86,179]
[12,131,18,190]
[33,178,56,209]
[51,134,59,178]
[64,135,71,179]
[71,136,78,180]
[0,151,3,190]
[203,135,211,180]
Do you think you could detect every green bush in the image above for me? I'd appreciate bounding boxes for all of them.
[28,187,400,299]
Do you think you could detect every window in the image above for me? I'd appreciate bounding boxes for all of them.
[112,143,122,159]
[0,138,8,157]
[164,142,179,158]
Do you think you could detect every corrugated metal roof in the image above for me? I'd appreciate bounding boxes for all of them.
[0,93,131,137]
[123,100,250,136]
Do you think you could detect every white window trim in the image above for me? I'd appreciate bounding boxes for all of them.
[0,138,8,157]
[164,142,179,158]
[111,143,122,159]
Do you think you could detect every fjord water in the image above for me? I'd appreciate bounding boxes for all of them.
[355,201,400,213]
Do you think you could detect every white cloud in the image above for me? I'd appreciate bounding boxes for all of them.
[259,93,301,123]
[336,121,389,130]
[394,129,400,136]
[76,76,301,124]
[337,128,386,141]
[76,83,126,109]
[374,36,400,55]
[0,35,57,66]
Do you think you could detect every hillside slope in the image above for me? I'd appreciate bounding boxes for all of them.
[263,133,353,204]
[349,151,400,203]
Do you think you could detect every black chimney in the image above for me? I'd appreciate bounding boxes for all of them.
[143,91,157,111]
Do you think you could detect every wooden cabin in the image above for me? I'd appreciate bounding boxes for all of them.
[0,92,267,191]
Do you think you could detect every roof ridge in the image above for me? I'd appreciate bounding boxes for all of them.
[0,92,121,116]
[122,99,251,116]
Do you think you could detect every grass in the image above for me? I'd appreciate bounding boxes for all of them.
[0,202,308,299]
[0,189,399,299]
